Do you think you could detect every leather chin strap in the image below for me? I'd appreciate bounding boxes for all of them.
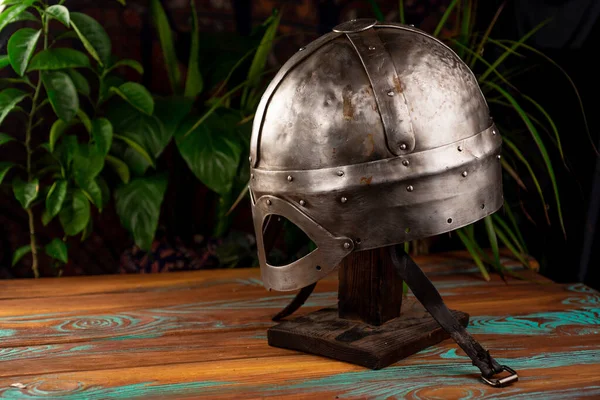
[269,237,517,386]
[389,245,518,387]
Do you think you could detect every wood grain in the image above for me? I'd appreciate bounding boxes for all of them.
[0,250,597,400]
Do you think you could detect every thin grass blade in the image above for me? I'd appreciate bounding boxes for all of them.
[367,0,385,21]
[500,158,527,191]
[492,214,526,255]
[470,1,506,68]
[456,228,491,281]
[399,0,405,24]
[433,0,458,37]
[502,201,528,253]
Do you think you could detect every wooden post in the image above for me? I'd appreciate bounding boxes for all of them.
[338,247,403,325]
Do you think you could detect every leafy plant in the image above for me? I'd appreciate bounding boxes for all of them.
[103,0,281,259]
[369,0,593,280]
[0,0,152,276]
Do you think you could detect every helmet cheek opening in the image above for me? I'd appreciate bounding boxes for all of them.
[262,214,318,267]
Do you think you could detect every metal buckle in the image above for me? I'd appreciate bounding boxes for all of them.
[480,366,518,387]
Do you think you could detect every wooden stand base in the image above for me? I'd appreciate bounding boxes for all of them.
[268,298,469,370]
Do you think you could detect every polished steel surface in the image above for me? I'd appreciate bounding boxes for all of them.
[248,19,503,291]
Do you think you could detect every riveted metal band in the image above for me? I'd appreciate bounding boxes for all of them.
[250,31,343,168]
[250,124,500,195]
[346,28,416,155]
[251,195,354,291]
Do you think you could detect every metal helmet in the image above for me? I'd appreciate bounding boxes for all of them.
[249,19,503,292]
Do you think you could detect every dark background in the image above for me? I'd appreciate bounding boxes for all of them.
[1,0,598,290]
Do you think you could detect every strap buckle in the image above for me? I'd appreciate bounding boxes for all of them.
[480,366,518,387]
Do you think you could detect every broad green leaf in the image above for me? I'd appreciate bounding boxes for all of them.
[152,96,193,151]
[0,132,14,147]
[105,154,130,184]
[42,209,53,226]
[106,59,143,75]
[49,119,69,152]
[242,10,280,109]
[80,213,93,241]
[55,134,78,170]
[46,179,67,218]
[0,88,29,123]
[488,82,564,235]
[98,74,124,105]
[73,143,104,186]
[184,0,203,98]
[110,82,154,115]
[150,0,181,93]
[70,12,111,66]
[7,28,40,76]
[11,245,31,267]
[66,69,90,96]
[0,162,15,184]
[13,177,39,208]
[456,228,490,281]
[7,10,38,24]
[42,71,78,122]
[59,190,90,236]
[483,215,502,273]
[98,176,110,209]
[91,118,113,156]
[115,175,168,251]
[175,112,243,195]
[114,134,154,167]
[79,178,102,209]
[45,238,68,263]
[0,55,9,69]
[28,48,90,71]
[77,109,92,133]
[433,0,457,37]
[0,2,35,34]
[45,5,70,27]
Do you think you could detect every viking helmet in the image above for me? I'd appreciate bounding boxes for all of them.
[249,19,503,292]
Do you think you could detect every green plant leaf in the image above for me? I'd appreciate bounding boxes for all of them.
[73,143,104,186]
[488,82,564,236]
[13,177,39,208]
[105,154,130,183]
[49,119,69,152]
[0,88,28,125]
[45,5,70,27]
[91,118,112,156]
[45,238,68,263]
[7,10,38,24]
[106,58,143,75]
[79,178,102,209]
[433,0,458,37]
[77,109,92,133]
[11,245,31,267]
[502,136,550,224]
[0,1,35,34]
[66,69,90,96]
[59,190,90,236]
[0,162,15,184]
[0,132,14,147]
[46,179,67,218]
[399,0,405,24]
[480,19,549,82]
[150,0,181,94]
[7,28,41,76]
[152,96,193,150]
[175,112,243,195]
[456,228,490,281]
[70,12,111,67]
[42,209,53,226]
[115,175,168,251]
[242,9,280,109]
[98,74,124,105]
[492,214,526,256]
[500,157,527,191]
[28,48,90,71]
[98,176,110,211]
[110,82,154,115]
[483,215,502,272]
[114,134,154,168]
[184,0,203,98]
[55,134,78,171]
[367,0,384,21]
[0,55,9,69]
[522,94,565,164]
[493,220,530,269]
[42,71,78,122]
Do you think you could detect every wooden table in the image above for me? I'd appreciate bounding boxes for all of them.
[1,251,599,399]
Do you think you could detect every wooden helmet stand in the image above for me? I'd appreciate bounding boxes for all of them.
[268,246,469,369]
